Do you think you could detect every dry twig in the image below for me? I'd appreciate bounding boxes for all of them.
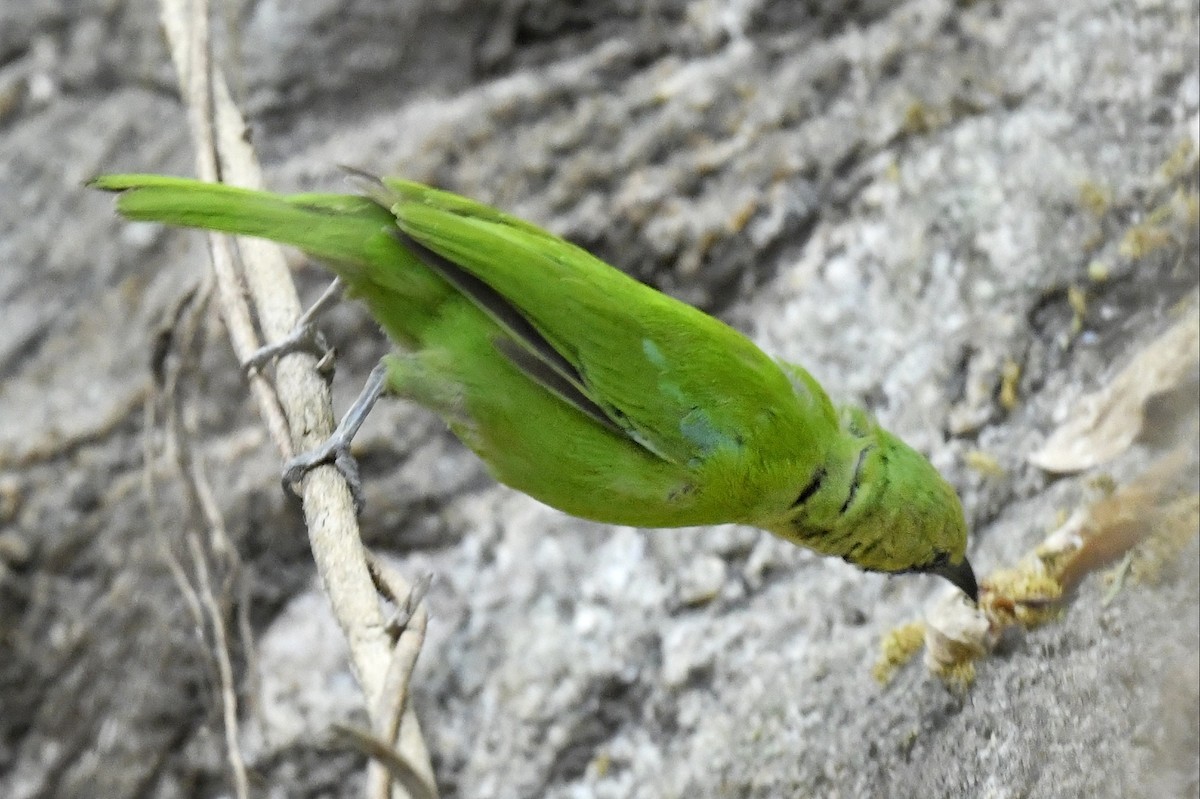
[147,0,439,795]
[142,281,251,799]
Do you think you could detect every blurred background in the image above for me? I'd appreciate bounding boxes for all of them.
[1,1,1197,797]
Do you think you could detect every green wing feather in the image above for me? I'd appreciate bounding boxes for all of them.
[373,177,837,467]
[90,172,972,583]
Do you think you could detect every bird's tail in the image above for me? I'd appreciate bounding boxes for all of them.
[90,174,406,265]
[90,174,449,343]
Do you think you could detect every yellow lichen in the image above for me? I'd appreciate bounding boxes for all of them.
[931,660,976,690]
[1087,260,1110,282]
[1078,181,1112,218]
[1067,285,1088,335]
[980,567,1063,627]
[1119,221,1173,260]
[1086,473,1118,497]
[726,198,759,234]
[872,621,927,685]
[1158,137,1197,183]
[1182,190,1199,226]
[999,357,1022,411]
[964,450,1006,478]
[901,101,936,135]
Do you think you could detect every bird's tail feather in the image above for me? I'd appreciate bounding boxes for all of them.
[90,174,450,344]
[90,174,400,270]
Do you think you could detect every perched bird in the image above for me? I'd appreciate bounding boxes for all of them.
[92,172,977,600]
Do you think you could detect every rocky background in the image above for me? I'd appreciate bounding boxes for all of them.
[1,0,1198,797]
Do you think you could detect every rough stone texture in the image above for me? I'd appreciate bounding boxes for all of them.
[1,0,1197,797]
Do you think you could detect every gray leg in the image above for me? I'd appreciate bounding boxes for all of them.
[245,277,344,372]
[283,359,389,511]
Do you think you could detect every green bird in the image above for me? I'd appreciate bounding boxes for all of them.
[91,172,976,600]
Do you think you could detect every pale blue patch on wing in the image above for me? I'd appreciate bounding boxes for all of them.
[641,337,687,405]
[679,407,729,457]
[640,336,733,465]
[641,338,668,368]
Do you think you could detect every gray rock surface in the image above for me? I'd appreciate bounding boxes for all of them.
[1,0,1196,797]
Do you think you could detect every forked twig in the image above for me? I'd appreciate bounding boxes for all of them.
[150,0,438,795]
[143,283,251,799]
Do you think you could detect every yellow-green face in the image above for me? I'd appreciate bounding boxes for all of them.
[769,424,969,580]
[846,431,969,574]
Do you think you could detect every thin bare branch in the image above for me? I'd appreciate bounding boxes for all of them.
[152,1,437,795]
[187,529,251,799]
[143,281,252,799]
[363,559,434,799]
[333,725,438,799]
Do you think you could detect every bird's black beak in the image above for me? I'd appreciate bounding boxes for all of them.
[933,558,978,603]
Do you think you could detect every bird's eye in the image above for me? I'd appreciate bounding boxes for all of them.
[841,407,874,438]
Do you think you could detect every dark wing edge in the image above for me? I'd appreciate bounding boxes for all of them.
[389,228,672,458]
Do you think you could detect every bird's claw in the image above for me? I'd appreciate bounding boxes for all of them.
[282,438,365,514]
[279,360,389,514]
[244,277,344,373]
[245,323,331,373]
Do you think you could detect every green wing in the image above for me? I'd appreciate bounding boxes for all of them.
[370,177,832,467]
[93,172,837,474]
